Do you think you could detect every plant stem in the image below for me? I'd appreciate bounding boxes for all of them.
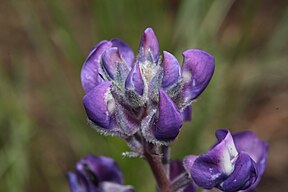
[161,145,170,178]
[143,143,172,192]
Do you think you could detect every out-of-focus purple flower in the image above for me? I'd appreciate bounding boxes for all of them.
[184,129,268,192]
[81,27,214,144]
[67,155,134,192]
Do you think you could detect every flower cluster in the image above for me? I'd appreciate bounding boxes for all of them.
[67,28,268,192]
[81,28,214,144]
[184,129,268,192]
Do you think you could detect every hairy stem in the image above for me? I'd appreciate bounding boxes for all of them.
[143,143,172,192]
[161,145,170,178]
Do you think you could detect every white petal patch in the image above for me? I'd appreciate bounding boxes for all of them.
[220,133,238,175]
[104,87,115,114]
[220,148,235,175]
[107,100,116,114]
[211,172,222,180]
[182,71,192,84]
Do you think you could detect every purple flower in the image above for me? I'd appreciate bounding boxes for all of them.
[67,155,134,192]
[81,27,214,144]
[183,129,268,192]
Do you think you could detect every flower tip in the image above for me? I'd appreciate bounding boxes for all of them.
[125,61,144,95]
[110,38,135,66]
[182,49,214,60]
[162,50,172,58]
[81,40,114,93]
[142,28,157,44]
[139,27,159,62]
[144,27,154,33]
[110,38,123,45]
[161,50,181,88]
[103,46,120,58]
[182,49,215,71]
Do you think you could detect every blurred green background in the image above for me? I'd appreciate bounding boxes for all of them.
[0,0,287,191]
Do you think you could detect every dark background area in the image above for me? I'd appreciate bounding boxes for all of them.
[0,0,287,191]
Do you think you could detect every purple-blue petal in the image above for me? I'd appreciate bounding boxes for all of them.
[181,49,215,102]
[138,28,160,63]
[190,155,228,189]
[233,131,268,168]
[76,155,124,185]
[67,172,89,192]
[153,90,183,141]
[233,132,268,192]
[82,82,115,129]
[181,106,192,121]
[161,51,181,89]
[111,39,134,67]
[190,130,238,189]
[183,155,198,174]
[81,41,113,93]
[219,153,257,192]
[125,61,144,95]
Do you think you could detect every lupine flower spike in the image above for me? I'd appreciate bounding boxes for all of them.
[81,27,214,145]
[68,27,268,192]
